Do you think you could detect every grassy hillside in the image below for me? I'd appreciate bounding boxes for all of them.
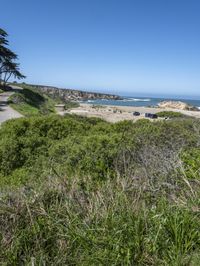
[9,84,80,116]
[9,85,55,116]
[0,114,200,264]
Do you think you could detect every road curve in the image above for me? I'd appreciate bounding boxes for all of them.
[0,90,23,124]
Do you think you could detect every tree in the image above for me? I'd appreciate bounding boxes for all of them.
[0,28,25,88]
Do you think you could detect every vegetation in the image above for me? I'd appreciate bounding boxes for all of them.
[9,83,81,113]
[156,111,186,118]
[1,20,200,266]
[0,28,25,88]
[9,85,55,116]
[64,101,80,109]
[0,114,200,264]
[92,104,106,109]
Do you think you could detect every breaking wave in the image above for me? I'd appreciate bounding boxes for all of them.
[122,98,151,102]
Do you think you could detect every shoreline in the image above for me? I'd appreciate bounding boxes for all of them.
[60,103,200,123]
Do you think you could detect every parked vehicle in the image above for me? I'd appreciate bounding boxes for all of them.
[145,113,158,119]
[151,114,158,119]
[133,111,140,116]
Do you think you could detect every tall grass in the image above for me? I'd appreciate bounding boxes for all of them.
[0,174,200,265]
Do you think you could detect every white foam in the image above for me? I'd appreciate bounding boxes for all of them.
[122,98,151,102]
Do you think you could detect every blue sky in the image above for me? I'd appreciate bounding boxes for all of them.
[1,0,200,97]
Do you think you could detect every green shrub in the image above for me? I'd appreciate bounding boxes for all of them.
[156,111,186,118]
[0,115,198,183]
[64,101,80,109]
[49,134,119,179]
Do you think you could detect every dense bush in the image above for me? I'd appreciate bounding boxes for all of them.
[1,114,200,264]
[0,114,199,185]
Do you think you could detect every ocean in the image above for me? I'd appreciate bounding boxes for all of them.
[82,97,200,109]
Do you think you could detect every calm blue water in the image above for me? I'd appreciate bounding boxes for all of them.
[82,97,200,109]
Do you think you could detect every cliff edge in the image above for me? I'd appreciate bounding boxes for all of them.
[27,84,122,101]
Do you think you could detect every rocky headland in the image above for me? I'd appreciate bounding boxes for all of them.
[158,100,199,111]
[28,84,122,101]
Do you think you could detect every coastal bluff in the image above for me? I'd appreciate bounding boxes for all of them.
[27,84,122,101]
[158,100,199,111]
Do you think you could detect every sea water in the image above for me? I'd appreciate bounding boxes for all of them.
[82,97,200,109]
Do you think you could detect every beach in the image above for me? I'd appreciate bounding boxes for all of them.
[60,103,200,123]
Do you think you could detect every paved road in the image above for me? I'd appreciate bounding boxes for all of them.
[0,89,23,124]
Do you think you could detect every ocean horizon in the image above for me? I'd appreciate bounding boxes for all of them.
[82,96,200,109]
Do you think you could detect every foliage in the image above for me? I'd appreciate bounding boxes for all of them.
[13,83,82,110]
[92,104,106,109]
[64,101,80,109]
[0,114,198,183]
[0,28,25,87]
[9,86,55,116]
[0,175,200,265]
[156,111,186,118]
[181,148,200,179]
[0,114,200,264]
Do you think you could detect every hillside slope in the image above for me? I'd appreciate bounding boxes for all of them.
[19,83,122,101]
[9,85,55,116]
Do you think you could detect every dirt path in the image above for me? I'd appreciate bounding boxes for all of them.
[0,90,23,124]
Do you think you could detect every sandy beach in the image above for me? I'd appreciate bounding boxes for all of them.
[59,103,200,123]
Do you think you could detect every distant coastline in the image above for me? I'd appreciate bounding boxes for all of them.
[82,96,200,109]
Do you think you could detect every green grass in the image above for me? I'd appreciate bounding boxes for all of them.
[9,84,82,115]
[10,102,40,115]
[156,111,186,118]
[92,104,107,109]
[0,175,200,265]
[9,86,55,116]
[64,101,80,109]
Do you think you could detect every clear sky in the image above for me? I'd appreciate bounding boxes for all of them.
[1,0,200,97]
